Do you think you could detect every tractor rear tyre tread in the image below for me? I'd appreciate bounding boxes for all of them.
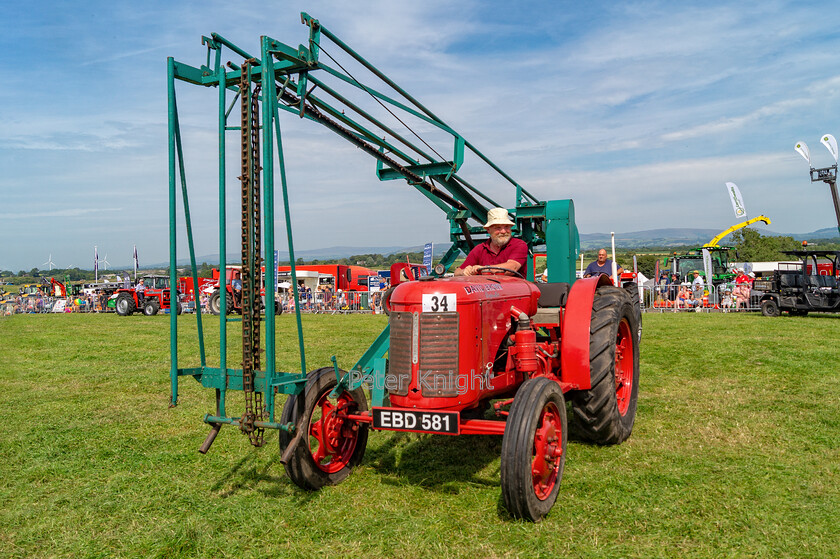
[570,286,640,445]
[284,367,368,491]
[208,292,221,315]
[279,391,303,451]
[208,291,234,316]
[622,281,643,343]
[501,377,567,522]
[279,390,304,482]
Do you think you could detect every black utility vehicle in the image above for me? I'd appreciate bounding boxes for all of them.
[754,251,840,317]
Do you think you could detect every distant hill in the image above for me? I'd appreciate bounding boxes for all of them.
[782,227,840,241]
[580,229,721,249]
[581,227,839,250]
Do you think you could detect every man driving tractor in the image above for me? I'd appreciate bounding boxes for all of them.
[454,208,528,277]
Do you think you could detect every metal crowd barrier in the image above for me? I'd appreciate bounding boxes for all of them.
[642,282,763,312]
[0,295,113,315]
[4,283,774,317]
[277,290,382,314]
[190,290,385,315]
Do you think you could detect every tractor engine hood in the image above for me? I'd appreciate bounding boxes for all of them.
[390,275,540,316]
[385,275,541,411]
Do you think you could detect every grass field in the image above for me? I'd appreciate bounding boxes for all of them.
[1,312,839,558]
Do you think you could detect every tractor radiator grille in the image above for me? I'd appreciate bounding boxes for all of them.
[418,312,459,397]
[388,311,460,397]
[387,312,414,396]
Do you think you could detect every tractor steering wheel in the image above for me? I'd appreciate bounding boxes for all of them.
[476,266,525,279]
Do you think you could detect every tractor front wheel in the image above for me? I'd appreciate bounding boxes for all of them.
[570,286,640,445]
[115,293,135,316]
[761,299,780,317]
[284,367,368,490]
[500,377,567,522]
[143,300,160,316]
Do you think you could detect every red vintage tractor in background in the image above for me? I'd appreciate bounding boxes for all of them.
[113,275,182,316]
[206,266,283,316]
[206,266,242,315]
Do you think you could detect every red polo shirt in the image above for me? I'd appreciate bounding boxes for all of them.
[459,238,528,276]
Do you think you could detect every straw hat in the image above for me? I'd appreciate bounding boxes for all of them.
[484,207,515,228]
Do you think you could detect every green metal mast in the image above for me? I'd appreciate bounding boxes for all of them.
[167,12,580,450]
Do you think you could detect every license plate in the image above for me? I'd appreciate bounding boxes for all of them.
[372,408,459,435]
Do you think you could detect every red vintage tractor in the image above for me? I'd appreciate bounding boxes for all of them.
[113,275,181,316]
[279,271,638,521]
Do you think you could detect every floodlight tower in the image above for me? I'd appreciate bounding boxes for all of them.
[795,134,840,237]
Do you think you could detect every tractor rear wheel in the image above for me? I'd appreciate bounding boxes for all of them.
[208,291,233,315]
[501,377,567,522]
[570,286,639,445]
[761,299,780,317]
[284,367,368,490]
[143,300,160,316]
[115,293,135,316]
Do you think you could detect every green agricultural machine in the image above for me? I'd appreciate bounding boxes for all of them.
[664,246,734,284]
[168,13,640,521]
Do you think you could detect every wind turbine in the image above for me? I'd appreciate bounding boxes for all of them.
[795,134,840,237]
[42,254,56,271]
[100,253,110,271]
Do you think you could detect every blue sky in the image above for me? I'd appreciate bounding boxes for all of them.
[1,0,839,272]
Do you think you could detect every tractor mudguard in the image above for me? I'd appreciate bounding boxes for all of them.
[560,275,613,390]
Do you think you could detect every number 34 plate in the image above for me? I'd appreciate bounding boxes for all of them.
[422,293,456,312]
[372,408,459,435]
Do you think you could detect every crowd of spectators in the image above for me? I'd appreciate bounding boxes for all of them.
[0,289,112,315]
[651,269,757,312]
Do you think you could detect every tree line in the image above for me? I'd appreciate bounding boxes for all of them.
[4,231,837,285]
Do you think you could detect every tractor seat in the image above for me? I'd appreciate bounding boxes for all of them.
[537,282,570,308]
[818,275,837,288]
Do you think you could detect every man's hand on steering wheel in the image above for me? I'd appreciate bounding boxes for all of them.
[475,265,525,279]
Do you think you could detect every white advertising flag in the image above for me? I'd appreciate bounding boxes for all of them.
[820,134,838,163]
[725,182,747,219]
[702,248,713,285]
[795,141,811,165]
[133,244,139,280]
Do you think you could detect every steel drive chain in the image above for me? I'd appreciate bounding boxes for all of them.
[239,60,265,447]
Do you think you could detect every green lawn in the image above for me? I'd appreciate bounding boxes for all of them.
[1,312,838,558]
